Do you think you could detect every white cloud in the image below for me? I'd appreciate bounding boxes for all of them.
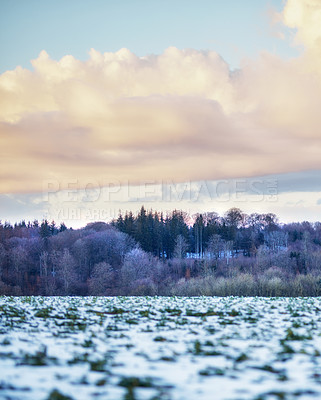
[1,0,321,194]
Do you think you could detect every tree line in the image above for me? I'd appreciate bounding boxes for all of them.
[1,207,321,296]
[113,207,283,258]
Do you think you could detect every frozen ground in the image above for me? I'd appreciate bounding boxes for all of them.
[1,296,321,400]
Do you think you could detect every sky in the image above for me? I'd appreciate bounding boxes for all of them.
[1,0,321,227]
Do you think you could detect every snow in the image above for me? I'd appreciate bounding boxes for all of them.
[1,296,321,399]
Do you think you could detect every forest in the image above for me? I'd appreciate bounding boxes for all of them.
[1,206,321,296]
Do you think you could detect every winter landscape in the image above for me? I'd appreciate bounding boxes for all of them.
[1,296,321,400]
[2,0,321,399]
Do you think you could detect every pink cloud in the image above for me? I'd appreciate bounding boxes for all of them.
[1,0,321,193]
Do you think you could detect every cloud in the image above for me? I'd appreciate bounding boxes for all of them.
[282,0,321,51]
[1,0,321,194]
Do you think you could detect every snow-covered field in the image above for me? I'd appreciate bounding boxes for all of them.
[1,296,321,400]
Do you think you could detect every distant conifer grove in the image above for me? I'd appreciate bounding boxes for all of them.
[1,207,321,296]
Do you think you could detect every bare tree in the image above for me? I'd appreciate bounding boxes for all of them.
[88,262,114,295]
[56,249,77,294]
[174,235,188,259]
[121,248,156,290]
[207,234,224,267]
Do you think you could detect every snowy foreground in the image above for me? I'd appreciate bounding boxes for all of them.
[1,297,321,400]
